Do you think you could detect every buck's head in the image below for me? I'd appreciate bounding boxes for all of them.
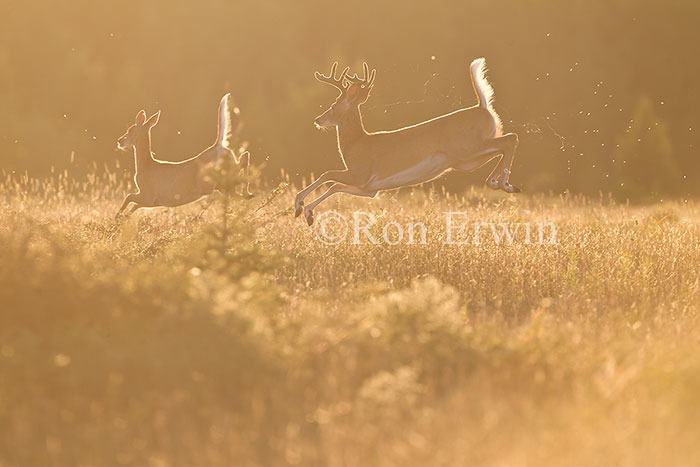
[117,110,160,150]
[314,62,376,129]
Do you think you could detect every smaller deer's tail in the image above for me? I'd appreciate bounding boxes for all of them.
[469,58,503,136]
[216,93,233,148]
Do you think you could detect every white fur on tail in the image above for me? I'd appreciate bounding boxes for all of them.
[470,58,503,136]
[216,93,233,148]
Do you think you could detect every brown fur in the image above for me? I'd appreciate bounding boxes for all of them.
[295,60,520,225]
[115,95,250,217]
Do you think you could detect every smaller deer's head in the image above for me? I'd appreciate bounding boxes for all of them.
[314,62,376,129]
[117,110,160,150]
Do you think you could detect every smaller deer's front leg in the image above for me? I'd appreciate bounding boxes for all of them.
[295,169,357,217]
[303,183,377,226]
[116,191,153,218]
[116,193,139,219]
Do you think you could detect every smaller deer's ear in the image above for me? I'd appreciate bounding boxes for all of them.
[135,110,147,125]
[347,85,359,99]
[145,111,160,128]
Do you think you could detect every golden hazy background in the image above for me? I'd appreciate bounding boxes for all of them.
[4,3,700,466]
[2,0,698,200]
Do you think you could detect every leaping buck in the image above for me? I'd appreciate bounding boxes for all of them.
[115,93,252,218]
[295,58,520,225]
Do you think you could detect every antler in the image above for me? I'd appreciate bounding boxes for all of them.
[347,62,376,87]
[315,62,350,91]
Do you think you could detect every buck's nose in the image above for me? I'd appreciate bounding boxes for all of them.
[314,114,330,128]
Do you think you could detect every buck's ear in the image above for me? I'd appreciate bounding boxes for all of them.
[145,111,161,128]
[135,110,147,125]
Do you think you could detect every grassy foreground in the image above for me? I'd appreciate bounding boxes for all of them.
[1,171,699,467]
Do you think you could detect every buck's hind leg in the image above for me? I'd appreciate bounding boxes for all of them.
[486,133,520,193]
[451,150,502,189]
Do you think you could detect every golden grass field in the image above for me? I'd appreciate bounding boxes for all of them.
[1,168,699,467]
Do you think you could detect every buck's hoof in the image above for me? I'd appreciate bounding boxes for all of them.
[501,183,521,194]
[305,209,314,226]
[244,192,256,199]
[499,178,521,193]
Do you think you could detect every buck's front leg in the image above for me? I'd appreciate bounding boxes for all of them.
[303,183,377,226]
[295,169,354,218]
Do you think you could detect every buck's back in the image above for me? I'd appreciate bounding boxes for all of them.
[361,106,495,160]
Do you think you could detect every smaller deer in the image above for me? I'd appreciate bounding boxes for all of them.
[115,94,251,217]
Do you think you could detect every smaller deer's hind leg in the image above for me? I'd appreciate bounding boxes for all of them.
[303,183,377,226]
[237,151,254,198]
[126,203,142,215]
[194,193,219,221]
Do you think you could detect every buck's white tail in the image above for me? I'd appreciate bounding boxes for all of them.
[469,58,503,136]
[216,93,233,148]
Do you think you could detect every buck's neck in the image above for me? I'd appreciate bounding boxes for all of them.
[133,132,155,167]
[336,105,367,154]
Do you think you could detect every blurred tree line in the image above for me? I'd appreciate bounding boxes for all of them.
[0,0,698,200]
